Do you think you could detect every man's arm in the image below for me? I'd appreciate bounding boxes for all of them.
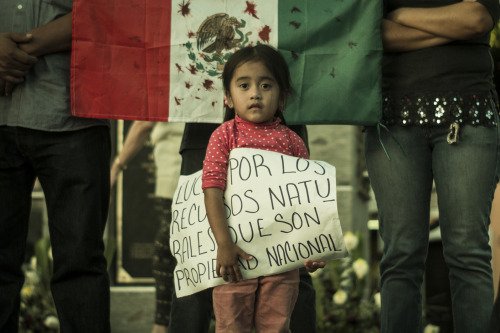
[0,33,37,83]
[0,12,73,95]
[18,12,72,57]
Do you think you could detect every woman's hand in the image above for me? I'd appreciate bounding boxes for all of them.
[385,9,402,23]
[304,259,326,273]
[216,242,253,282]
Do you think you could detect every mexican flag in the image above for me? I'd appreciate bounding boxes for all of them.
[71,0,382,125]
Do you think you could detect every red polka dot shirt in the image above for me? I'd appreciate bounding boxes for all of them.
[202,116,309,190]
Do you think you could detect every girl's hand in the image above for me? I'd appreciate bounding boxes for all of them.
[216,242,253,282]
[204,187,253,282]
[304,259,326,273]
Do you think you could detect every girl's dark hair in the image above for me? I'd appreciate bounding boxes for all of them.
[222,44,292,124]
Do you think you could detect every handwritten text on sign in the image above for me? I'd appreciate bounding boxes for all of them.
[170,148,347,297]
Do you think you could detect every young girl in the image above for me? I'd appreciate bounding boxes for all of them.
[202,44,323,333]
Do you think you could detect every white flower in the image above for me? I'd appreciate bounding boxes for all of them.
[44,315,60,329]
[339,267,354,289]
[344,232,359,252]
[333,289,348,305]
[30,256,37,271]
[309,269,321,278]
[24,270,39,284]
[21,285,35,298]
[423,324,440,333]
[352,258,369,279]
[373,292,381,309]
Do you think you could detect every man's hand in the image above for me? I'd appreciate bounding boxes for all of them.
[0,32,37,83]
[0,78,15,97]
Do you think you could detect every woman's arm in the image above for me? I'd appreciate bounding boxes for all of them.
[204,187,253,282]
[388,1,494,40]
[111,121,156,189]
[382,19,452,52]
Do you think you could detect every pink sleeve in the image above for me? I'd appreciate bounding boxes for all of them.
[290,129,310,159]
[202,124,231,190]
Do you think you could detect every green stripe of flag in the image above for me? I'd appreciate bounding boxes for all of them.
[278,0,383,125]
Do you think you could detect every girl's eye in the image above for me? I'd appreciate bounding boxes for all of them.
[261,83,271,89]
[239,83,249,89]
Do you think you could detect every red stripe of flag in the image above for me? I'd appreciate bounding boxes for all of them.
[71,0,172,120]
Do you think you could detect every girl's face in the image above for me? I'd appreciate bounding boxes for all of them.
[226,60,281,124]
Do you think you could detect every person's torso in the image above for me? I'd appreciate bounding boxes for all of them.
[0,0,108,131]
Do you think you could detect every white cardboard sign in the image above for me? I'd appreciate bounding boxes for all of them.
[170,148,347,297]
